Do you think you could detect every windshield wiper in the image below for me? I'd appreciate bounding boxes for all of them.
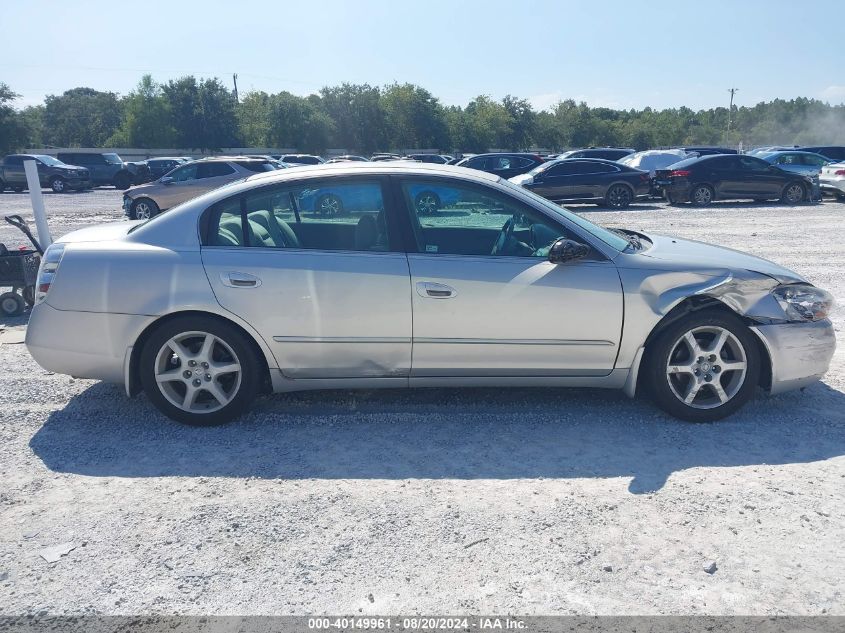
[609,228,642,250]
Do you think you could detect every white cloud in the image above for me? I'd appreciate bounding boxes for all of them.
[528,91,628,112]
[820,85,845,104]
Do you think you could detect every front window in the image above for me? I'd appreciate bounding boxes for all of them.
[205,180,393,252]
[102,153,123,165]
[399,178,591,258]
[169,164,198,182]
[499,179,631,251]
[34,155,63,166]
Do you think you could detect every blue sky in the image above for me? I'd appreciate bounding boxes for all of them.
[2,0,843,111]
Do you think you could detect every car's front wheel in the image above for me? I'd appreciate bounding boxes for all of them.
[113,172,131,190]
[139,316,261,426]
[644,310,760,422]
[781,182,805,204]
[131,198,159,220]
[50,177,65,193]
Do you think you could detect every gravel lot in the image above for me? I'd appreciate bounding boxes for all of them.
[0,188,843,616]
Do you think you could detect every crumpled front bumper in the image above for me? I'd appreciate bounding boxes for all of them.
[751,319,836,394]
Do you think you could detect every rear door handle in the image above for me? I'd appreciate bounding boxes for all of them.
[416,281,457,299]
[221,271,261,288]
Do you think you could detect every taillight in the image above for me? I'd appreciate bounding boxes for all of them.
[35,243,65,304]
[670,169,692,177]
[835,169,845,176]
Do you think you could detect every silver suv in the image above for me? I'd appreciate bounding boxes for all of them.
[123,157,276,219]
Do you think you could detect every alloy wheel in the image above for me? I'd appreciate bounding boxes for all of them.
[607,185,632,208]
[154,331,242,414]
[134,201,152,220]
[318,195,342,216]
[785,183,804,204]
[51,179,65,193]
[665,326,748,409]
[692,186,712,205]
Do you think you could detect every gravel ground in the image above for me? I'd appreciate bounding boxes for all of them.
[0,189,844,616]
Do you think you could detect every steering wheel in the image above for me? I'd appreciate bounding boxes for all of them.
[491,217,515,255]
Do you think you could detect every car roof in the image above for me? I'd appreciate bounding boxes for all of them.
[549,157,626,165]
[464,152,541,157]
[242,160,500,185]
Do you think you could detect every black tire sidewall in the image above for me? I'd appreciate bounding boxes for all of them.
[0,292,25,316]
[690,185,713,206]
[607,185,632,208]
[645,310,760,422]
[50,177,65,193]
[139,316,261,426]
[782,182,805,204]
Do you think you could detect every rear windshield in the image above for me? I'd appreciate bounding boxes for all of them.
[235,161,276,173]
[666,156,706,169]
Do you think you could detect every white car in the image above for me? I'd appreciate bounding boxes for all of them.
[617,149,691,178]
[820,161,845,200]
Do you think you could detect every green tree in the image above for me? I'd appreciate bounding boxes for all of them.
[109,75,174,147]
[237,91,273,147]
[42,87,122,146]
[501,95,536,149]
[0,83,27,153]
[381,83,448,150]
[318,83,387,152]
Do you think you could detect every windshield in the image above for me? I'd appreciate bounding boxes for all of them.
[35,155,64,166]
[499,178,630,251]
[103,153,123,165]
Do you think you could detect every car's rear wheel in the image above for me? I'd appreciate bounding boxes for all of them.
[781,182,805,204]
[0,292,25,316]
[644,310,760,422]
[113,172,131,190]
[837,192,845,202]
[690,184,714,206]
[415,191,441,215]
[316,194,344,216]
[605,184,633,208]
[50,177,65,193]
[131,198,159,220]
[140,316,261,426]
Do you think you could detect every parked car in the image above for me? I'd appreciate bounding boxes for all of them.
[280,154,325,165]
[456,153,545,179]
[122,157,276,220]
[756,150,829,199]
[56,152,138,190]
[617,149,691,177]
[145,157,192,181]
[820,161,845,200]
[407,154,450,164]
[509,158,650,208]
[555,148,635,161]
[371,153,403,162]
[656,154,813,206]
[26,162,834,426]
[747,146,798,156]
[799,146,845,163]
[0,154,91,193]
[674,146,738,156]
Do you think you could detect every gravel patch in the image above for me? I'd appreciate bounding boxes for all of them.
[0,190,843,615]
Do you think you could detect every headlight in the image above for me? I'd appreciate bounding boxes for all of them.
[771,284,834,322]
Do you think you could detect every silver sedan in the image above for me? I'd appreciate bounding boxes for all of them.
[26,163,835,426]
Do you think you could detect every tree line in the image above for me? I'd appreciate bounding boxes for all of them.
[2,75,844,155]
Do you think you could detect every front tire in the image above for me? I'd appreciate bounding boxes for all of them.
[644,310,760,422]
[131,198,159,220]
[690,184,714,206]
[781,182,805,204]
[605,184,633,209]
[139,316,261,426]
[50,177,65,193]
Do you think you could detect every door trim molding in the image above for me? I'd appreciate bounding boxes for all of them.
[273,336,411,344]
[413,337,615,346]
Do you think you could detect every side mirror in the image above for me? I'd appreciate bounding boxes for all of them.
[548,238,590,264]
[160,176,173,185]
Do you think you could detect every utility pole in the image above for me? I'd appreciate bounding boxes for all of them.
[232,73,239,103]
[727,87,739,135]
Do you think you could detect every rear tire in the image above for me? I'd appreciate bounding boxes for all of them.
[690,184,714,206]
[644,309,760,422]
[605,184,633,209]
[139,315,261,426]
[113,172,131,190]
[0,292,25,317]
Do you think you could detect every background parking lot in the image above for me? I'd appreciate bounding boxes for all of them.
[0,190,843,614]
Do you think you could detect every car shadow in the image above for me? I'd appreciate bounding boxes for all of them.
[568,203,667,212]
[29,380,845,494]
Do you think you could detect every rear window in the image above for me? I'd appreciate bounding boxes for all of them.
[235,160,276,173]
[197,162,236,178]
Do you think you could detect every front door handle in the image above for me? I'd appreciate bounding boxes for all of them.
[221,271,262,288]
[416,281,457,299]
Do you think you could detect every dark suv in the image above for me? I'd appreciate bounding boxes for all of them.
[456,153,546,178]
[0,154,91,193]
[56,152,138,189]
[799,146,845,162]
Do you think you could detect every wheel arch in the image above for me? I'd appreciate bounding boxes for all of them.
[634,295,772,395]
[127,309,273,397]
